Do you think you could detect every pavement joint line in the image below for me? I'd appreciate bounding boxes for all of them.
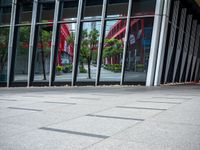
[43,101,76,105]
[137,100,182,104]
[70,97,101,101]
[7,107,43,112]
[152,97,192,100]
[39,127,110,139]
[91,93,116,96]
[0,99,18,101]
[86,114,145,121]
[116,106,167,111]
[22,95,44,98]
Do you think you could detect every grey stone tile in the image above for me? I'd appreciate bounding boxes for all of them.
[0,129,101,150]
[0,110,79,128]
[151,100,200,125]
[0,108,35,119]
[0,122,32,139]
[84,138,172,150]
[92,107,162,120]
[14,102,69,110]
[46,116,138,136]
[118,101,177,110]
[113,121,200,150]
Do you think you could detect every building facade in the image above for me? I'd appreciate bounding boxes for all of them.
[0,0,199,87]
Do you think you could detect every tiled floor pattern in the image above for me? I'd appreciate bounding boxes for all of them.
[0,85,199,150]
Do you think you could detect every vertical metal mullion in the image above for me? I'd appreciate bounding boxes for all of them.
[27,0,38,87]
[185,20,197,82]
[154,0,172,86]
[194,50,200,82]
[172,8,187,83]
[95,0,107,86]
[49,0,60,86]
[146,0,165,86]
[190,25,200,81]
[7,0,17,87]
[179,15,193,82]
[10,3,20,83]
[71,0,84,86]
[164,1,180,83]
[120,0,132,85]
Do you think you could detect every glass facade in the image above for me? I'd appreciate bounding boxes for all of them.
[0,0,158,87]
[0,0,12,85]
[124,18,154,83]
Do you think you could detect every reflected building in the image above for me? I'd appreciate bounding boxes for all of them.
[0,0,200,87]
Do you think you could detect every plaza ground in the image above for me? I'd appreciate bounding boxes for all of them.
[0,84,200,150]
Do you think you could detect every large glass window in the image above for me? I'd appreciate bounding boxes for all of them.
[0,27,9,83]
[131,0,156,16]
[83,0,103,19]
[38,1,55,23]
[18,3,33,24]
[106,0,128,18]
[0,6,11,25]
[59,0,78,21]
[54,23,76,82]
[100,19,126,82]
[14,26,31,81]
[124,18,154,83]
[33,24,53,82]
[77,21,101,82]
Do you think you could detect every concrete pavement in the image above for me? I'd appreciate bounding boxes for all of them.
[0,85,200,150]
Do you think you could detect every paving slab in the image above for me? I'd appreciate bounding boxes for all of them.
[84,138,172,150]
[0,85,199,150]
[113,121,200,150]
[45,116,138,136]
[92,107,163,120]
[0,129,102,150]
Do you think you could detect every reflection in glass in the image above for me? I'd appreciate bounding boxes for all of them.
[77,21,101,82]
[19,3,33,24]
[132,0,156,16]
[38,2,55,22]
[34,25,52,81]
[0,27,9,83]
[107,0,128,18]
[0,6,11,25]
[0,0,12,5]
[59,1,78,21]
[14,26,30,81]
[100,20,126,82]
[54,23,76,82]
[83,0,103,19]
[124,18,153,82]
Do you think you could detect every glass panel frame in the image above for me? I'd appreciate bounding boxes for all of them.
[124,17,154,83]
[0,27,9,83]
[13,25,31,82]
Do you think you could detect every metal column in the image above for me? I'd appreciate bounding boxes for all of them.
[185,20,197,81]
[71,0,84,86]
[154,0,171,86]
[179,15,192,82]
[190,25,200,81]
[27,0,38,87]
[49,0,60,86]
[7,0,17,87]
[164,1,180,83]
[120,0,132,85]
[146,0,165,86]
[95,0,107,86]
[194,44,200,82]
[172,8,187,82]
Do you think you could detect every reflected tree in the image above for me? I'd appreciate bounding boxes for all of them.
[80,29,99,79]
[103,38,123,64]
[0,28,9,76]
